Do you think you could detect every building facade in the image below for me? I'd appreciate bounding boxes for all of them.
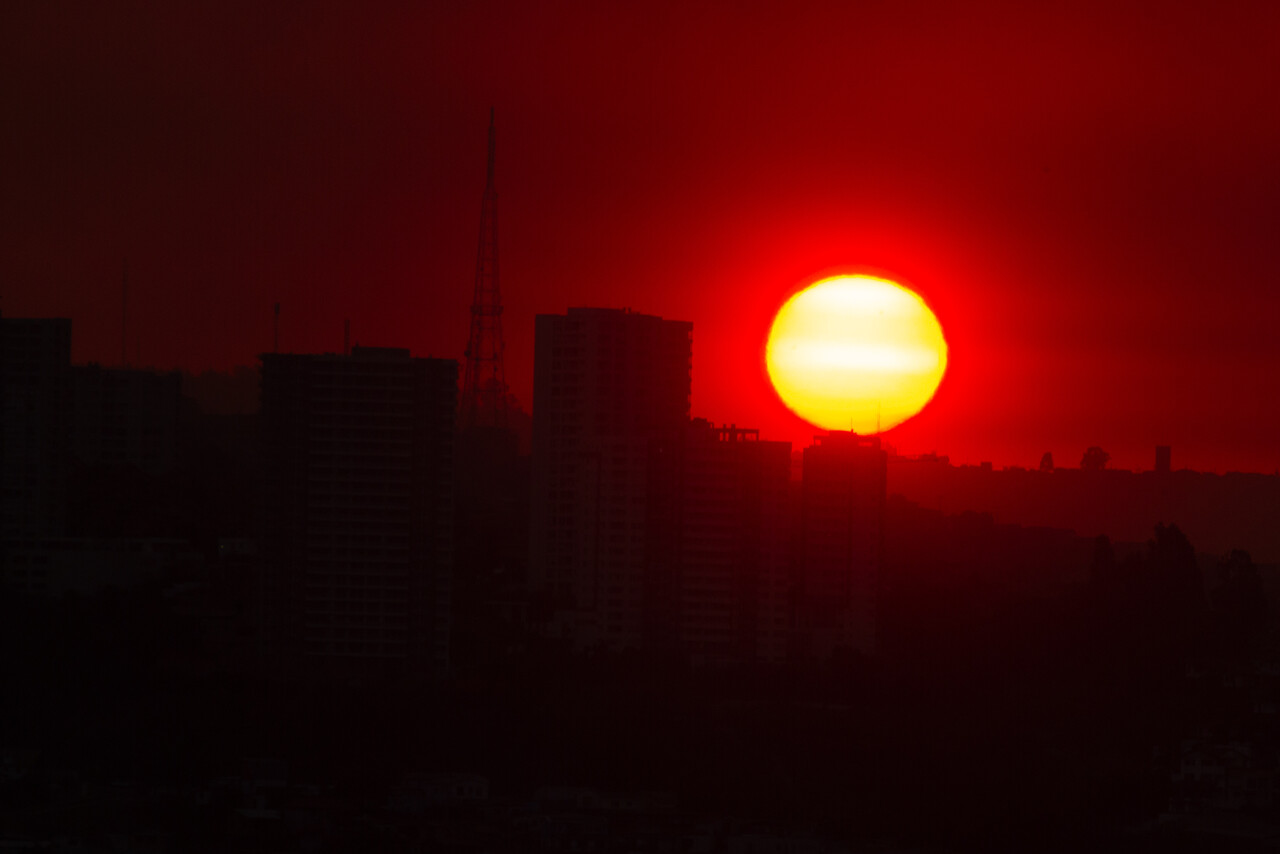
[1,317,72,542]
[258,347,456,679]
[797,432,887,659]
[530,308,692,651]
[655,419,792,665]
[67,365,182,475]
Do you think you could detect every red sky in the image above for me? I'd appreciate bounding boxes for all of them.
[4,1,1280,473]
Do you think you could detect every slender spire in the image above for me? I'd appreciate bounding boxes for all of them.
[486,107,496,191]
[460,108,509,430]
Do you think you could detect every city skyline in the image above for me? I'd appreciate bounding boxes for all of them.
[8,308,1255,477]
[5,2,1280,475]
[5,5,1280,844]
[6,300,1274,476]
[5,252,1280,849]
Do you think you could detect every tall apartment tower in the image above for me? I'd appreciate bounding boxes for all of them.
[797,432,887,659]
[651,419,793,665]
[530,308,692,650]
[1,317,72,542]
[258,347,456,679]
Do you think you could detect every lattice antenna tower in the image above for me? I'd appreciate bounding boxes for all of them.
[460,108,509,429]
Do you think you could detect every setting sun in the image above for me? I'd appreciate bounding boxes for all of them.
[766,274,948,433]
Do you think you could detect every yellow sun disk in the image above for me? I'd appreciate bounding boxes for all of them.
[766,275,947,433]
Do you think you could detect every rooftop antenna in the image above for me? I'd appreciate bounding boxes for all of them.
[273,303,280,353]
[121,259,129,368]
[460,107,510,430]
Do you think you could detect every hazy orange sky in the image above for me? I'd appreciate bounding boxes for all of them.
[5,1,1280,473]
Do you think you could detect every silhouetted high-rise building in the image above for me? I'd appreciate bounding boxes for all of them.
[651,419,792,665]
[258,347,456,679]
[69,365,182,475]
[530,307,692,650]
[797,432,887,659]
[1,317,71,541]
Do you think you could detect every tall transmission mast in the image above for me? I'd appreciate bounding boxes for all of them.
[460,109,509,430]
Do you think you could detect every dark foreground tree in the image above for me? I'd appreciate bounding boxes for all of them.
[1080,446,1110,471]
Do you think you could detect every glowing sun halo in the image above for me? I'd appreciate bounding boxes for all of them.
[766,274,948,434]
